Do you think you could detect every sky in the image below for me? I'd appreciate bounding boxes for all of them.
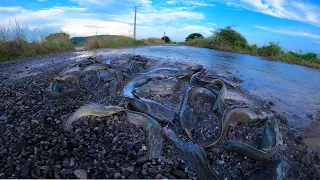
[0,0,320,53]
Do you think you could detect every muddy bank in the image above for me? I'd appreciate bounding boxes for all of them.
[0,52,319,179]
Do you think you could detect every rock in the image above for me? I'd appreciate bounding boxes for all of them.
[114,172,121,179]
[20,163,29,177]
[70,158,76,167]
[142,169,148,176]
[137,155,149,164]
[60,168,73,175]
[112,136,118,144]
[40,166,50,172]
[148,167,157,174]
[62,158,70,167]
[302,154,310,165]
[172,169,186,179]
[126,166,135,173]
[219,160,225,165]
[0,115,8,121]
[74,169,87,179]
[155,174,162,179]
[31,120,40,124]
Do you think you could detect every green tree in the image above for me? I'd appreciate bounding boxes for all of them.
[211,26,249,50]
[185,33,204,41]
[161,36,171,43]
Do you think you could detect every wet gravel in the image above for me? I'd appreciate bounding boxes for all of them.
[0,52,319,179]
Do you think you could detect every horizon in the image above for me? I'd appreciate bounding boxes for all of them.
[1,0,320,53]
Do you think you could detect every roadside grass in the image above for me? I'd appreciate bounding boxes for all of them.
[144,38,165,45]
[183,26,320,69]
[0,21,74,62]
[84,36,166,50]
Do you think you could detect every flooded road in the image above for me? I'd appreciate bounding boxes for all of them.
[93,45,320,131]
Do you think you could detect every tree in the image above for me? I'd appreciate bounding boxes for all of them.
[185,33,204,41]
[161,36,171,43]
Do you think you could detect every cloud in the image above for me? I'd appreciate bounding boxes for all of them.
[37,0,47,2]
[166,0,214,8]
[216,0,320,27]
[254,25,320,40]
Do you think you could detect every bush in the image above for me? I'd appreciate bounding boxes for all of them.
[144,38,165,45]
[211,26,249,51]
[257,42,282,59]
[161,36,171,43]
[185,33,204,41]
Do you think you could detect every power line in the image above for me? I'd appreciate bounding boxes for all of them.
[131,5,140,40]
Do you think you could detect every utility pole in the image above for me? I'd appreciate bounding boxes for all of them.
[132,5,140,40]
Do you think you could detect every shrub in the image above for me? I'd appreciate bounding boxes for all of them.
[144,38,165,45]
[211,26,249,51]
[185,33,204,41]
[257,42,282,59]
[161,36,171,43]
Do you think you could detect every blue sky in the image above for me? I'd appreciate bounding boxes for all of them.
[1,0,320,53]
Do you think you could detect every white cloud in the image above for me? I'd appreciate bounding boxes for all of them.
[37,0,47,2]
[254,25,320,40]
[217,0,320,27]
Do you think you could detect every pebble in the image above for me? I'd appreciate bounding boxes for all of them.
[31,120,40,124]
[74,169,87,179]
[0,115,8,121]
[62,158,70,167]
[60,168,73,175]
[155,174,162,179]
[302,154,310,165]
[70,158,76,167]
[142,169,148,176]
[126,166,135,173]
[137,155,149,164]
[219,160,225,165]
[114,172,121,178]
[112,136,118,144]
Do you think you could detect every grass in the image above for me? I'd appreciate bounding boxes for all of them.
[0,21,74,62]
[84,36,166,50]
[183,26,320,69]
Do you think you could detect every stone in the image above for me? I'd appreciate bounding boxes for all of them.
[74,169,87,179]
[126,166,135,173]
[114,172,121,179]
[0,115,8,121]
[302,155,310,165]
[142,169,148,176]
[155,174,162,179]
[137,155,149,164]
[31,120,40,124]
[112,136,118,144]
[70,158,76,167]
[60,168,73,175]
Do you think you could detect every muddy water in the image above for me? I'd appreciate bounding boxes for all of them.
[93,45,320,133]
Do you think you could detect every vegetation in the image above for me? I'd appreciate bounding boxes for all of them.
[161,36,171,43]
[183,27,320,69]
[0,22,74,62]
[84,36,166,50]
[185,33,204,41]
[71,35,120,46]
[144,38,165,45]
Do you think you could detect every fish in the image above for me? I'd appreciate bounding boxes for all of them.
[126,105,164,158]
[162,127,219,180]
[64,104,124,131]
